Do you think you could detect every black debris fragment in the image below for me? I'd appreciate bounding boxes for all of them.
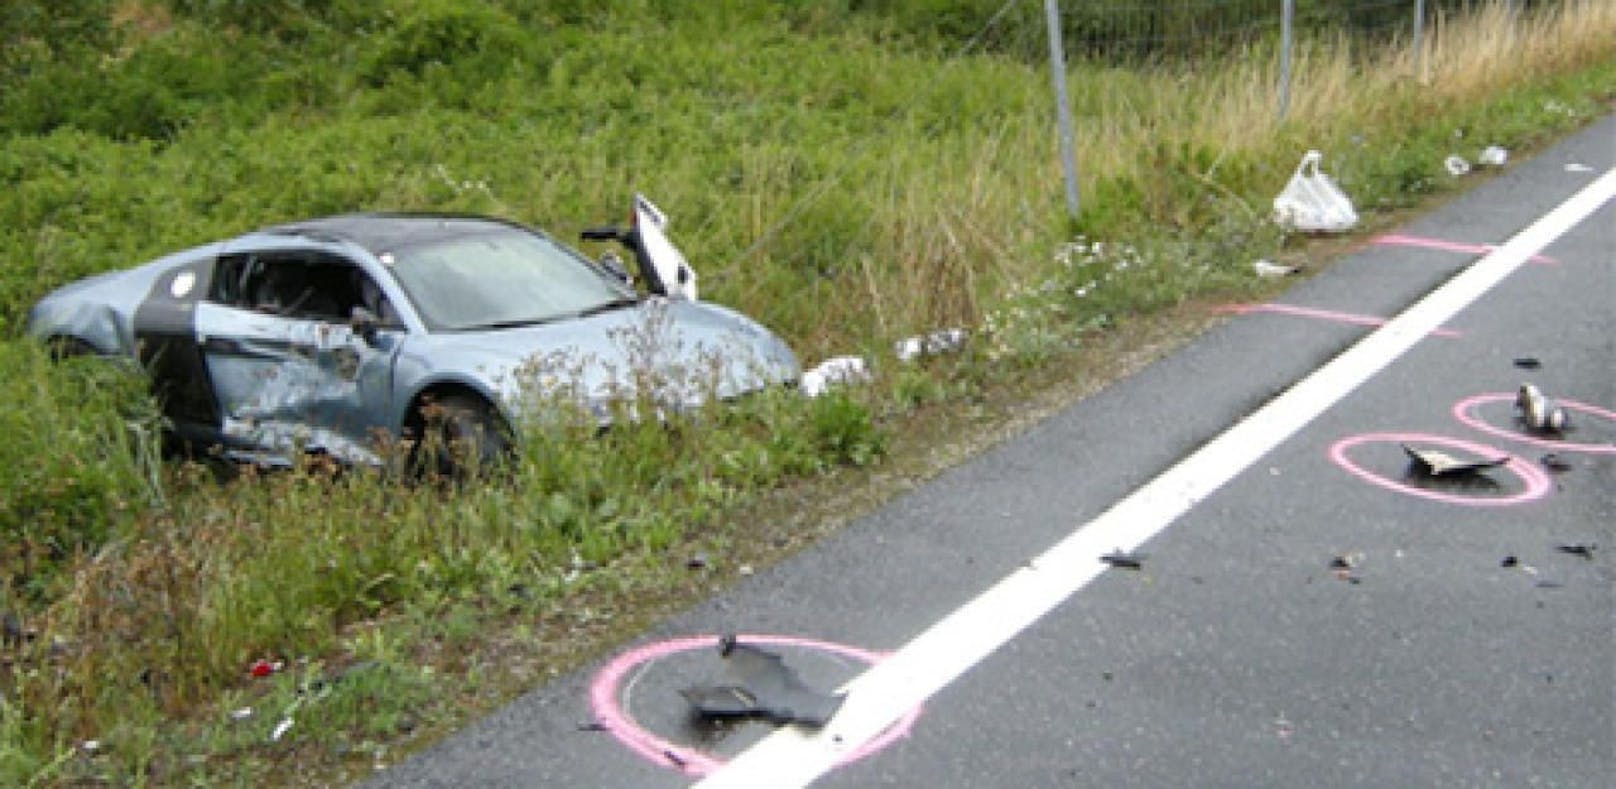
[577,721,608,732]
[298,660,378,698]
[1540,454,1573,473]
[685,553,710,570]
[1512,357,1542,370]
[1328,552,1365,583]
[1500,555,1519,568]
[1555,543,1597,559]
[1534,579,1564,589]
[1401,444,1509,477]
[663,749,689,768]
[1099,550,1146,570]
[681,635,846,727]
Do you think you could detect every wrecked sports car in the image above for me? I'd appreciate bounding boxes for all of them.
[27,196,799,470]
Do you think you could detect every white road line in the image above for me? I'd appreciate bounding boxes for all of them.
[695,167,1616,789]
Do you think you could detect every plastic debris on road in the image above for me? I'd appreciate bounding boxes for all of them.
[1515,383,1569,435]
[1401,444,1509,478]
[680,634,846,727]
[1329,553,1364,584]
[1099,550,1146,570]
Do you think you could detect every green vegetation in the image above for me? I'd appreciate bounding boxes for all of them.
[1,1,1612,783]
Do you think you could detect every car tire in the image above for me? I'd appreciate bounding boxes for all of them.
[46,336,100,360]
[411,394,512,480]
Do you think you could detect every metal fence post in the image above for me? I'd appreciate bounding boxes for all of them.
[1413,0,1426,81]
[1044,0,1080,221]
[1278,0,1293,119]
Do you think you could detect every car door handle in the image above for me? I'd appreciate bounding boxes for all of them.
[201,337,297,358]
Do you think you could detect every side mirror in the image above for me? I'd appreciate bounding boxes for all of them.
[580,226,626,243]
[350,306,381,346]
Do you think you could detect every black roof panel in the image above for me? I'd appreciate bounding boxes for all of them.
[264,213,529,254]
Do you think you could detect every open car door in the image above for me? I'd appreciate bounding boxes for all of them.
[632,195,699,300]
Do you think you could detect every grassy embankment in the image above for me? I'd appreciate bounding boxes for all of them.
[0,1,1612,783]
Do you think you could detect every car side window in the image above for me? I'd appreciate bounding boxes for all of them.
[211,252,394,325]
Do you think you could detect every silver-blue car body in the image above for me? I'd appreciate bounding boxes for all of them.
[26,196,799,466]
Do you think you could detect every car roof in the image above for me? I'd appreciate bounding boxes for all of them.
[262,213,530,255]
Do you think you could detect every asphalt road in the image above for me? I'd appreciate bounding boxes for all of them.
[375,115,1615,788]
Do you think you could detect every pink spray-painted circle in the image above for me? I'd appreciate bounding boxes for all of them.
[1329,432,1552,506]
[1453,393,1616,454]
[589,634,922,777]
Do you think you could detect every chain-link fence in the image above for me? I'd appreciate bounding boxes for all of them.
[968,0,1575,216]
[965,0,1547,64]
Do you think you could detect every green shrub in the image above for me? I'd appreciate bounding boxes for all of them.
[0,341,161,600]
[0,23,277,141]
[362,0,533,88]
[0,0,116,74]
[162,0,374,35]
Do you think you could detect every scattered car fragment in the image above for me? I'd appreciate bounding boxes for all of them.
[1477,145,1509,167]
[1252,259,1300,278]
[893,328,968,362]
[1515,383,1569,435]
[27,195,799,472]
[679,634,845,727]
[1554,543,1597,559]
[800,355,872,398]
[1099,550,1146,570]
[1328,553,1366,584]
[1400,444,1509,478]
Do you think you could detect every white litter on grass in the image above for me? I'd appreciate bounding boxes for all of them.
[1478,146,1508,167]
[1272,150,1358,234]
[800,356,872,398]
[1253,259,1300,278]
[271,717,294,742]
[230,707,255,721]
[80,740,101,754]
[893,328,968,362]
[1445,155,1472,177]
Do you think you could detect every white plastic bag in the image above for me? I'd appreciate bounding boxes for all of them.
[1272,150,1358,234]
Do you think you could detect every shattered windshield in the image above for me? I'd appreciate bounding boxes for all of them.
[388,227,635,331]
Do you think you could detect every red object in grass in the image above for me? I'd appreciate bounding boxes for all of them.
[249,659,277,678]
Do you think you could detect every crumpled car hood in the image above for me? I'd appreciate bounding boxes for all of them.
[412,298,798,422]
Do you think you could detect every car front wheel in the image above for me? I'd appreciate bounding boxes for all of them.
[410,394,512,480]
